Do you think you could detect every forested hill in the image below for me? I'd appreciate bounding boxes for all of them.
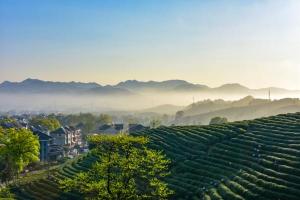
[8,112,300,200]
[133,112,300,200]
[175,97,300,125]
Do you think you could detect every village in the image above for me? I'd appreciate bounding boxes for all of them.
[0,114,150,163]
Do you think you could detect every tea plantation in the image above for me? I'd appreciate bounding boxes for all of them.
[133,112,300,200]
[10,112,300,200]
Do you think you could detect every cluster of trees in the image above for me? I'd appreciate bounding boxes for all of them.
[175,111,184,121]
[150,118,162,128]
[0,127,40,184]
[60,134,173,199]
[209,116,228,125]
[57,113,112,135]
[30,116,61,131]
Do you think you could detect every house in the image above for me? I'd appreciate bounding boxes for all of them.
[30,127,52,162]
[14,115,29,129]
[65,126,82,147]
[98,124,124,134]
[50,126,83,157]
[50,127,71,146]
[128,124,149,133]
[18,119,29,129]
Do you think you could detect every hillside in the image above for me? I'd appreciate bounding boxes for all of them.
[134,112,300,199]
[176,97,300,125]
[7,112,300,200]
[10,154,97,200]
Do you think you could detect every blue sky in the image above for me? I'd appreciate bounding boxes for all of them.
[0,0,299,89]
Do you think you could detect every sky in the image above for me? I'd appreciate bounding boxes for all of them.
[0,0,299,89]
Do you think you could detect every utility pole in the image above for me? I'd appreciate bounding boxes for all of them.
[268,89,271,101]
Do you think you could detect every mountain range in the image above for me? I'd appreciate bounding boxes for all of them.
[0,78,299,96]
[0,78,132,95]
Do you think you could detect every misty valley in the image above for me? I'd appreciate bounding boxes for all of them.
[1,78,300,200]
[1,1,300,199]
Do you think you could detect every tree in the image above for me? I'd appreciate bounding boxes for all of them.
[60,135,173,199]
[150,119,161,129]
[0,127,40,184]
[98,114,113,125]
[30,116,61,131]
[209,116,228,125]
[175,111,184,121]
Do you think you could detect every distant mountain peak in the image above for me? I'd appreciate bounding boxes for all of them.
[240,95,254,100]
[22,78,44,84]
[117,79,189,85]
[215,83,250,92]
[23,78,40,82]
[116,79,207,92]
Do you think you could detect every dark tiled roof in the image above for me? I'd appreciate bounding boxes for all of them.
[128,124,149,132]
[31,127,52,140]
[68,126,76,131]
[99,124,112,131]
[98,124,124,131]
[114,124,124,130]
[64,126,71,131]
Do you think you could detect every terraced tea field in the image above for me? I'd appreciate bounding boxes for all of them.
[9,112,300,200]
[10,154,97,200]
[134,112,300,200]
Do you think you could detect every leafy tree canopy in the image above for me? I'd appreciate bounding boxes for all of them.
[150,119,161,129]
[175,111,184,121]
[0,127,40,183]
[60,134,173,199]
[30,116,60,131]
[0,187,14,199]
[57,113,113,135]
[209,116,228,125]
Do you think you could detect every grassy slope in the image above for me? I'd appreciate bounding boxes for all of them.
[10,154,97,200]
[133,112,300,200]
[8,112,300,200]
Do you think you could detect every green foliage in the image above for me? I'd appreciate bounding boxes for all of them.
[132,112,300,199]
[60,134,173,199]
[0,117,19,130]
[0,127,40,183]
[98,114,113,125]
[30,116,61,131]
[6,113,300,200]
[57,113,113,135]
[0,117,16,124]
[209,116,228,125]
[150,119,161,129]
[0,187,15,199]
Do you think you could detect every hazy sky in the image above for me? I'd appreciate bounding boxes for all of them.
[0,0,299,89]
